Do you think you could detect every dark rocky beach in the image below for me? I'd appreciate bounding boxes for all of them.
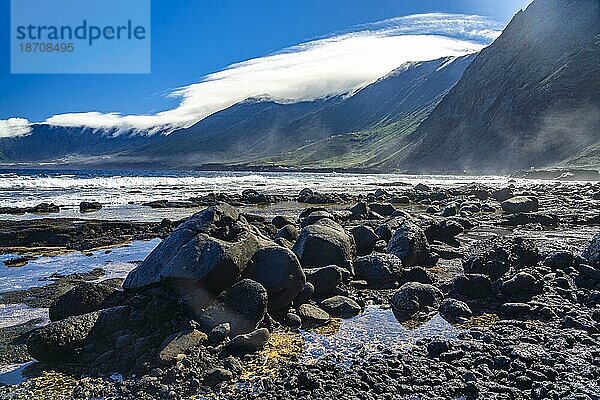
[0,180,599,399]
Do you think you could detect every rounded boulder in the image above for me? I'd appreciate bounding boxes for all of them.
[292,219,356,269]
[243,246,306,311]
[354,253,403,289]
[197,279,268,337]
[390,282,444,320]
[387,221,434,267]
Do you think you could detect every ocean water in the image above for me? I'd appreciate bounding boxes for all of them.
[0,239,160,293]
[0,168,526,221]
[0,240,160,329]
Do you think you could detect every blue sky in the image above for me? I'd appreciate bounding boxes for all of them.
[0,0,532,134]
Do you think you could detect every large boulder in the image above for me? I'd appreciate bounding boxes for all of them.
[463,236,539,281]
[387,222,434,267]
[501,196,539,214]
[423,219,464,246]
[27,311,101,362]
[197,279,268,337]
[124,204,263,293]
[320,296,361,318]
[543,251,574,270]
[350,225,378,256]
[451,274,493,299]
[368,203,397,217]
[582,233,600,267]
[402,266,433,284]
[275,225,299,242]
[79,201,103,213]
[27,306,130,363]
[438,298,472,323]
[272,216,294,229]
[243,246,306,311]
[501,272,540,299]
[228,328,270,353]
[390,282,444,319]
[354,254,403,288]
[292,219,356,269]
[463,237,511,280]
[297,304,330,327]
[305,266,343,295]
[509,237,540,267]
[49,282,122,322]
[293,282,315,306]
[349,202,369,219]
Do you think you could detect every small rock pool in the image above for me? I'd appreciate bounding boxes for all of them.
[233,305,465,394]
[300,306,462,365]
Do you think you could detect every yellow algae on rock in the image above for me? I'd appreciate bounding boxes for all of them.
[17,370,77,399]
[267,330,304,360]
[239,329,306,382]
[314,318,341,336]
[459,313,499,329]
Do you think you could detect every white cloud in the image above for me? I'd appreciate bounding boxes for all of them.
[37,13,502,135]
[0,118,32,138]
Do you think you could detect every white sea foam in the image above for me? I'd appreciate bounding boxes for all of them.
[0,304,49,328]
[0,170,519,210]
[0,169,577,222]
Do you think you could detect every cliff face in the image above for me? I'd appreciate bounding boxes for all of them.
[393,0,600,173]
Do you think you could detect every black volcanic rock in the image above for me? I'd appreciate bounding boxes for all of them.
[242,246,306,311]
[123,204,264,293]
[197,279,268,337]
[79,201,103,213]
[292,219,356,269]
[390,282,444,319]
[49,282,122,322]
[354,253,403,288]
[386,221,434,267]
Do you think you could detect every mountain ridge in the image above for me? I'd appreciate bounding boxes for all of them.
[1,0,598,174]
[0,54,476,170]
[389,0,600,173]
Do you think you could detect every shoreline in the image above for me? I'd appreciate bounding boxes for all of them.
[0,179,598,398]
[0,164,598,182]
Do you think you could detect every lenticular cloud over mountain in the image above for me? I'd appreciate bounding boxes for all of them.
[36,13,501,135]
[0,118,32,138]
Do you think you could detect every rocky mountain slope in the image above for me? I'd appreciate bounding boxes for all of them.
[257,55,475,170]
[390,0,600,173]
[124,54,475,169]
[0,125,152,164]
[1,0,596,174]
[0,55,474,169]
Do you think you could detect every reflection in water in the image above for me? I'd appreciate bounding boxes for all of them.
[301,306,462,364]
[0,239,160,293]
[0,362,35,386]
[232,308,461,395]
[0,304,48,329]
